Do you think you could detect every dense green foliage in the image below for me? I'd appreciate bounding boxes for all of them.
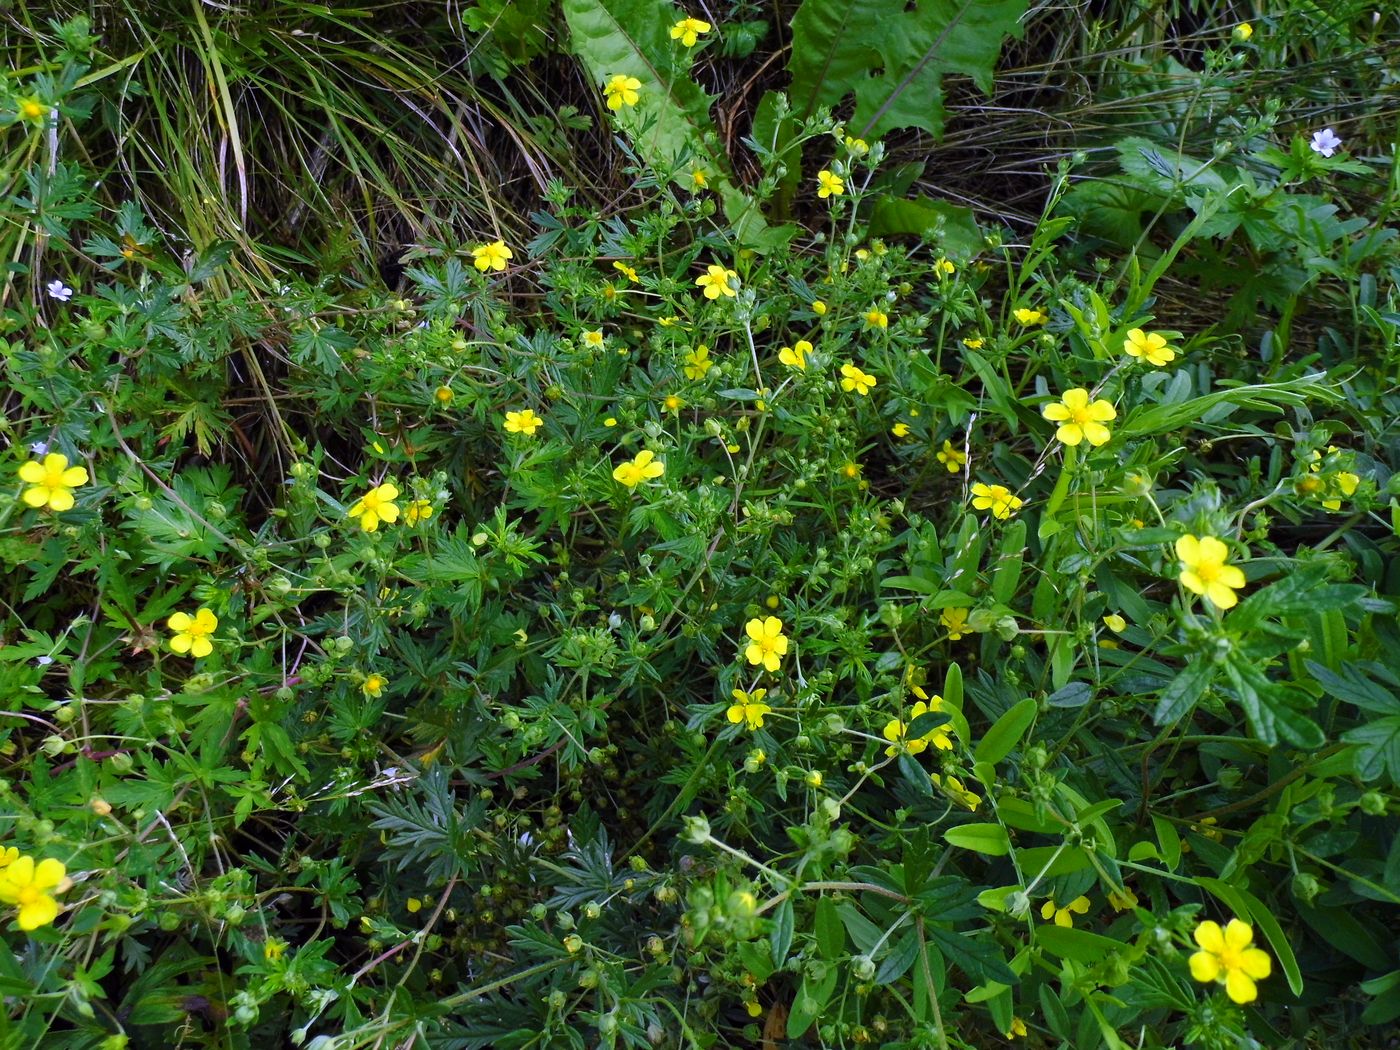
[2,2,1399,1048]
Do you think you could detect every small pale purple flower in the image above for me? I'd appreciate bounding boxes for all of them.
[46,280,73,301]
[1309,128,1342,158]
[29,441,49,455]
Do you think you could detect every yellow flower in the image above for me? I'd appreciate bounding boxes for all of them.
[471,240,513,272]
[844,135,869,155]
[17,96,47,122]
[1322,471,1361,510]
[17,452,89,511]
[936,439,967,474]
[613,261,640,282]
[726,688,771,730]
[1175,534,1246,610]
[891,422,911,438]
[264,938,287,962]
[696,263,738,299]
[406,897,423,913]
[940,607,970,640]
[839,362,876,395]
[882,697,951,757]
[841,461,861,480]
[816,170,844,199]
[1014,307,1048,325]
[1103,613,1127,633]
[1233,22,1253,41]
[811,299,827,315]
[0,855,67,930]
[971,482,1023,520]
[347,483,401,532]
[664,394,684,412]
[582,329,606,349]
[363,673,388,698]
[613,450,665,488]
[1123,328,1176,367]
[933,258,955,278]
[1189,918,1271,1004]
[0,847,17,869]
[1042,388,1116,447]
[1006,1017,1028,1039]
[690,169,708,190]
[683,345,712,379]
[962,336,984,349]
[778,339,811,371]
[604,74,642,110]
[434,385,454,405]
[670,16,712,46]
[1040,896,1090,928]
[168,608,218,658]
[931,773,980,810]
[863,308,888,329]
[743,616,789,673]
[404,499,434,525]
[1107,886,1139,911]
[504,409,543,435]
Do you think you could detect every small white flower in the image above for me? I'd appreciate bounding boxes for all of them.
[29,441,49,455]
[608,612,623,630]
[35,656,54,666]
[1309,128,1342,158]
[46,280,73,302]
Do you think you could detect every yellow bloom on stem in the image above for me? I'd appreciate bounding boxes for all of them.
[891,422,911,438]
[1189,918,1272,1003]
[0,855,67,930]
[604,74,642,110]
[1175,534,1246,610]
[940,607,970,640]
[726,688,771,730]
[863,308,888,329]
[1123,328,1176,367]
[663,394,684,412]
[778,340,811,370]
[613,450,665,488]
[962,336,984,349]
[471,240,513,272]
[613,261,640,282]
[1014,307,1048,326]
[1040,896,1090,928]
[1107,886,1139,911]
[882,697,951,757]
[18,453,88,511]
[931,773,980,810]
[690,169,708,190]
[936,439,967,474]
[971,482,1023,520]
[683,345,713,379]
[347,483,401,532]
[434,385,454,405]
[695,263,739,299]
[264,938,287,962]
[669,16,712,46]
[816,170,844,199]
[1005,1018,1028,1039]
[743,616,789,672]
[1322,471,1360,511]
[934,258,955,278]
[168,608,218,658]
[1042,388,1116,447]
[404,499,434,525]
[844,136,869,155]
[811,299,827,315]
[839,362,876,395]
[1103,613,1127,633]
[582,329,606,348]
[17,96,48,122]
[504,409,543,435]
[363,673,388,698]
[1233,22,1253,41]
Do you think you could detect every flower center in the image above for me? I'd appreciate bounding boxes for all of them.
[1192,559,1222,583]
[1068,404,1094,425]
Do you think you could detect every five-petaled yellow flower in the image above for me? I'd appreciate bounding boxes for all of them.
[582,329,606,348]
[839,362,876,395]
[933,258,955,278]
[743,616,789,673]
[891,422,911,438]
[940,607,970,640]
[683,345,713,379]
[690,169,708,189]
[18,453,88,511]
[471,240,513,272]
[347,483,400,532]
[882,696,952,757]
[504,409,543,435]
[931,773,979,810]
[695,263,738,299]
[779,340,811,371]
[971,482,1023,520]
[1189,918,1271,1003]
[670,16,712,46]
[0,856,67,930]
[1124,328,1176,367]
[1042,388,1117,447]
[863,308,888,329]
[816,170,844,199]
[1233,22,1253,41]
[17,96,48,122]
[604,74,642,111]
[726,688,771,730]
[612,261,639,282]
[1041,896,1090,928]
[936,439,966,474]
[168,608,218,658]
[363,673,388,698]
[405,499,434,525]
[1175,534,1246,609]
[1014,307,1048,325]
[613,450,665,488]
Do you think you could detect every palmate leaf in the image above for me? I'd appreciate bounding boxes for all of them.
[788,0,1028,140]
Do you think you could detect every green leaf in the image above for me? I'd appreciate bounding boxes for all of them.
[943,823,1011,856]
[1153,659,1215,724]
[988,519,1027,605]
[814,897,844,959]
[1235,886,1304,997]
[787,964,838,1038]
[1034,925,1125,964]
[923,924,1017,985]
[867,196,983,259]
[788,0,1028,140]
[1342,717,1400,782]
[771,897,795,966]
[975,697,1037,766]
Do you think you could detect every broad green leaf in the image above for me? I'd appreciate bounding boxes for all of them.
[923,924,1017,985]
[1342,717,1400,782]
[814,897,844,959]
[787,964,838,1038]
[1153,658,1214,725]
[944,823,1011,856]
[868,196,983,259]
[989,519,1027,605]
[975,697,1037,766]
[1235,886,1303,997]
[1034,925,1125,964]
[770,897,794,966]
[788,0,1029,140]
[1120,376,1339,438]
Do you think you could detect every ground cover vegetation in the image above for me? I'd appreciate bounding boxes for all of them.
[1,0,1399,1047]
